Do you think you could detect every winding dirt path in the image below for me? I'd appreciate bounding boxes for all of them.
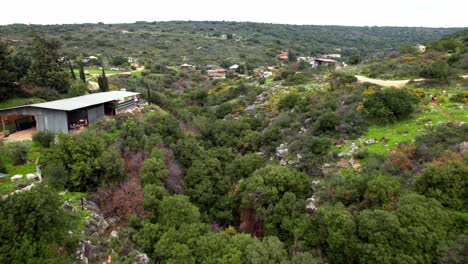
[356,74,468,88]
[431,102,457,121]
[355,75,424,88]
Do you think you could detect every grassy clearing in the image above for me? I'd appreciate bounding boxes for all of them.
[0,141,43,196]
[341,100,467,156]
[74,68,123,75]
[0,97,45,109]
[131,70,142,78]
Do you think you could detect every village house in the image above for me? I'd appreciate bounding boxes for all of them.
[179,63,195,69]
[322,54,341,58]
[229,64,239,71]
[310,58,338,68]
[0,91,141,136]
[259,71,273,78]
[278,51,288,61]
[207,68,227,79]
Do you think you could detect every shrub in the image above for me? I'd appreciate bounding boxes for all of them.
[314,112,341,134]
[32,130,55,148]
[329,72,357,89]
[449,91,468,103]
[363,88,417,124]
[5,141,30,165]
[278,92,301,110]
[0,158,6,173]
[43,162,68,189]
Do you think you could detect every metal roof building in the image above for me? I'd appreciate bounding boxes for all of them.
[0,91,141,134]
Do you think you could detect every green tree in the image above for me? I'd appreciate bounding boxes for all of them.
[32,130,55,148]
[364,174,400,208]
[224,153,266,182]
[347,55,361,65]
[158,195,201,228]
[4,141,30,165]
[43,131,122,191]
[314,112,341,134]
[24,35,71,95]
[68,80,88,96]
[67,60,76,80]
[0,41,19,100]
[415,159,467,210]
[154,223,208,262]
[99,147,126,186]
[98,67,109,92]
[395,193,451,263]
[78,61,86,83]
[43,161,68,189]
[141,148,168,186]
[239,164,311,217]
[183,155,232,222]
[363,88,417,124]
[133,222,165,258]
[264,192,311,250]
[0,186,69,262]
[278,92,302,110]
[419,60,456,81]
[312,204,358,264]
[356,210,408,264]
[245,236,288,264]
[143,184,169,221]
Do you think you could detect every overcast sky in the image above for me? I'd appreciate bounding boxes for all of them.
[2,0,467,27]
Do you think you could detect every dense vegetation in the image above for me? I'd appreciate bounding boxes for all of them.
[0,23,466,263]
[361,29,468,80]
[0,21,460,67]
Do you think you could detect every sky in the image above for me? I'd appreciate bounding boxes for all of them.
[2,0,467,27]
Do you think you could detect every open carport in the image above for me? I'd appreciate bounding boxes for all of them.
[0,91,140,136]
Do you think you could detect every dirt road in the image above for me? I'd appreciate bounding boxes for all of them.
[355,75,424,88]
[356,74,468,88]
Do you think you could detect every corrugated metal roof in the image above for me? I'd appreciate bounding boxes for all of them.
[0,91,140,112]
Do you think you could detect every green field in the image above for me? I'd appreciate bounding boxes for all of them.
[0,141,42,196]
[341,100,467,156]
[74,68,123,76]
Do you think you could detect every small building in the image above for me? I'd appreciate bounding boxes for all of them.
[179,63,195,69]
[278,51,288,61]
[207,69,227,79]
[310,58,338,68]
[322,54,341,58]
[259,71,273,78]
[0,91,141,135]
[229,64,239,71]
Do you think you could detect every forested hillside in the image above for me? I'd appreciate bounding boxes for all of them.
[0,23,467,263]
[361,28,468,79]
[0,21,461,66]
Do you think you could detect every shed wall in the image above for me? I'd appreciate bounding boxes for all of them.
[87,104,105,124]
[35,109,68,133]
[0,107,68,133]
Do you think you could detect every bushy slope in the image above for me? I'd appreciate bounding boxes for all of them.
[0,21,461,66]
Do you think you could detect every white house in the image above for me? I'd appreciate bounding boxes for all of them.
[180,64,195,69]
[259,71,273,78]
[229,64,239,71]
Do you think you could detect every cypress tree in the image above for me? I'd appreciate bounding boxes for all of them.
[79,62,86,83]
[98,67,109,92]
[68,60,76,80]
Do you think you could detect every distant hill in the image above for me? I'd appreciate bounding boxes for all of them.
[0,21,462,66]
[360,28,467,79]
